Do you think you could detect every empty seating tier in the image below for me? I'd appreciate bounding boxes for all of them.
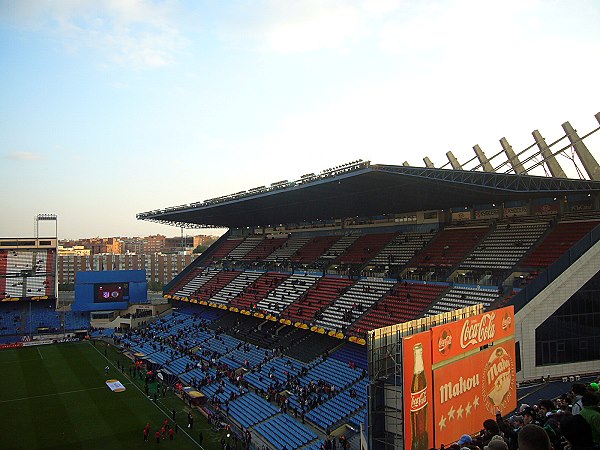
[424,285,499,316]
[351,282,448,333]
[412,226,487,268]
[243,237,288,261]
[459,222,548,271]
[339,233,396,265]
[369,232,435,267]
[522,220,600,268]
[228,272,290,310]
[291,235,341,263]
[281,277,354,324]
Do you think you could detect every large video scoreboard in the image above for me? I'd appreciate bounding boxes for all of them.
[73,270,147,311]
[0,238,57,302]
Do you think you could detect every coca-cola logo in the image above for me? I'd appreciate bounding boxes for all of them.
[410,388,428,411]
[438,331,452,354]
[501,313,512,331]
[460,313,496,349]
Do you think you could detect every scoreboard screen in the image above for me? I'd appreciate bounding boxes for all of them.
[94,283,129,303]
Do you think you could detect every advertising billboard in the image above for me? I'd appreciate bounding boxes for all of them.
[402,331,433,450]
[430,306,516,447]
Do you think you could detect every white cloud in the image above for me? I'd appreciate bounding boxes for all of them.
[1,0,186,68]
[5,151,44,161]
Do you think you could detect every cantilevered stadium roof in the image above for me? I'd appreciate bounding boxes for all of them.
[137,162,600,229]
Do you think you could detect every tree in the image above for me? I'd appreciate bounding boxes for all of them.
[193,245,209,254]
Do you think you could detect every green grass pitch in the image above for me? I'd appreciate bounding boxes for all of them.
[0,341,225,449]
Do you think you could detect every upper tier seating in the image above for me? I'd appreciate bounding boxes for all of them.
[243,237,288,261]
[459,222,549,271]
[339,233,397,265]
[227,236,264,260]
[412,226,487,268]
[318,235,360,262]
[209,271,263,305]
[196,270,241,301]
[351,282,448,332]
[291,235,341,263]
[521,219,600,268]
[204,238,243,263]
[174,267,219,298]
[315,279,394,332]
[424,285,499,316]
[229,272,290,310]
[256,273,320,316]
[265,236,312,261]
[281,277,354,324]
[369,232,435,267]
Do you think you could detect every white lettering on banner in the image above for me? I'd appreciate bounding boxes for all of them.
[475,209,499,219]
[504,206,528,217]
[460,313,496,349]
[487,358,510,385]
[411,388,428,411]
[439,375,480,404]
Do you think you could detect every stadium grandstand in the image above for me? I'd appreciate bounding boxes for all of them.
[3,112,600,449]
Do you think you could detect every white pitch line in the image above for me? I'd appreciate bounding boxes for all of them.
[88,342,205,449]
[37,347,44,360]
[0,385,119,403]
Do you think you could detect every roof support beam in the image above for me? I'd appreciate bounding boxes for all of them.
[446,151,462,170]
[563,121,600,181]
[532,130,567,178]
[423,157,435,168]
[473,145,495,172]
[500,137,525,174]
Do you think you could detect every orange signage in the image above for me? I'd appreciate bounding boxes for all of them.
[431,306,514,364]
[433,341,517,447]
[403,331,433,450]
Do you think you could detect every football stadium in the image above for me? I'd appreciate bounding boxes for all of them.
[2,112,600,449]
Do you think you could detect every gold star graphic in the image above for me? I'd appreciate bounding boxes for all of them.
[457,404,464,419]
[438,415,447,430]
[473,395,480,408]
[448,405,456,420]
[465,402,472,416]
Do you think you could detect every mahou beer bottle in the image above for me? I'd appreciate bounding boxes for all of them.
[410,343,428,450]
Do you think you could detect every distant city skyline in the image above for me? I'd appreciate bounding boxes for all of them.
[2,1,599,239]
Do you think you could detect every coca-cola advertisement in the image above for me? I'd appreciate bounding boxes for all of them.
[430,306,514,365]
[402,331,433,450]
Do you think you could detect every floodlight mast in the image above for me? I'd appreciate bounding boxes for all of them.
[35,213,58,239]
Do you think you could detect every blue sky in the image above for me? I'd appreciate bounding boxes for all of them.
[1,0,599,239]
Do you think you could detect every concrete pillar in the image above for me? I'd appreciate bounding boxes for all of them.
[402,161,410,166]
[532,130,567,178]
[500,137,525,174]
[446,151,462,170]
[595,112,600,125]
[473,145,494,172]
[423,157,435,168]
[562,121,600,181]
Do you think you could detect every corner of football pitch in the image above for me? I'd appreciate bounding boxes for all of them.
[0,341,225,449]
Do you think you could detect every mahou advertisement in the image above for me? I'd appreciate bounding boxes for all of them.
[433,342,516,447]
[431,306,516,447]
[402,331,433,450]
